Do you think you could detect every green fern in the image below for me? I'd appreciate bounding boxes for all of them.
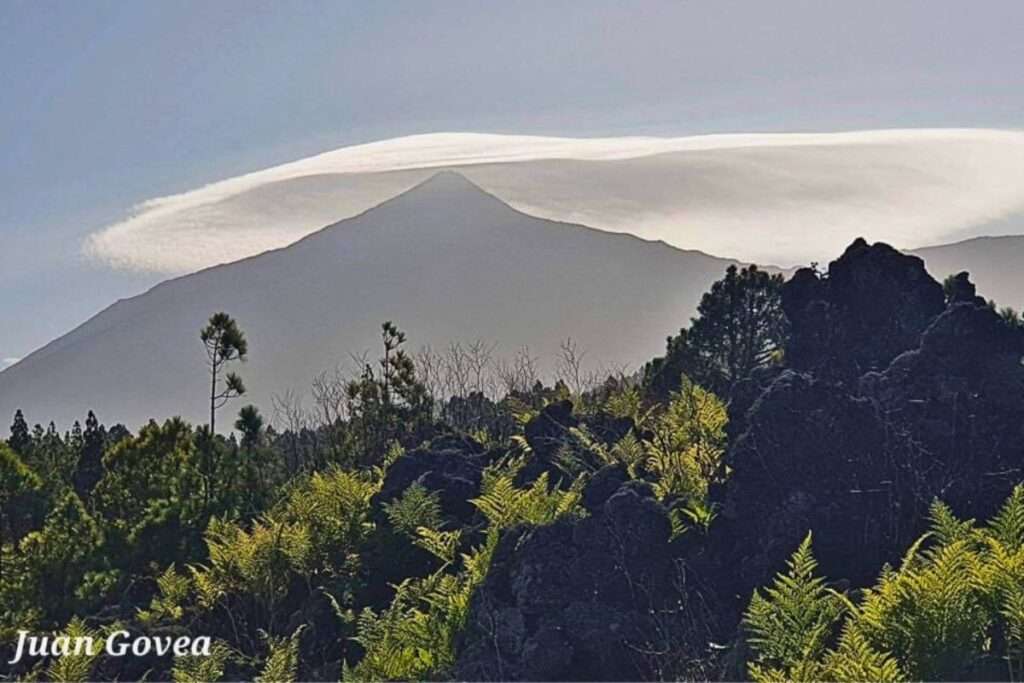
[471,465,584,531]
[990,485,1024,551]
[745,489,1024,681]
[669,499,718,538]
[471,471,526,529]
[138,564,191,624]
[255,625,304,683]
[384,483,443,538]
[929,499,977,546]
[414,527,462,566]
[854,543,988,679]
[744,533,844,682]
[1003,586,1024,681]
[603,384,647,422]
[347,572,470,681]
[194,515,313,613]
[349,463,583,681]
[823,623,904,682]
[171,641,232,683]
[44,618,107,683]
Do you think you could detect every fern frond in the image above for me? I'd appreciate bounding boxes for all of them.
[744,533,844,681]
[929,499,976,546]
[384,483,443,538]
[172,641,232,683]
[255,625,304,683]
[414,527,462,566]
[44,617,106,683]
[989,485,1024,551]
[823,624,904,683]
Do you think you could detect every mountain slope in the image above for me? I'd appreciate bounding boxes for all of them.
[910,235,1024,309]
[0,172,748,429]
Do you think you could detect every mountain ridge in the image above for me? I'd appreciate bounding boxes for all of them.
[910,234,1024,310]
[0,172,750,428]
[6,172,1023,430]
[7,172,773,374]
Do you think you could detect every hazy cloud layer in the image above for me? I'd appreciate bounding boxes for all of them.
[84,130,1024,271]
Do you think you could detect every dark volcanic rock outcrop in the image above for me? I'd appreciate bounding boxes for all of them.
[454,242,1024,680]
[455,481,720,681]
[783,238,946,382]
[375,434,489,522]
[511,400,580,487]
[364,435,496,608]
[715,245,1024,598]
[861,302,1024,522]
[523,399,578,459]
[711,370,900,591]
[944,270,987,306]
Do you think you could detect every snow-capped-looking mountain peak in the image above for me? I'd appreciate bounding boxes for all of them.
[84,129,1024,273]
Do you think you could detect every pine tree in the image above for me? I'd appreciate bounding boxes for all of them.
[73,411,106,498]
[645,265,787,398]
[200,312,248,433]
[235,405,264,452]
[344,322,432,465]
[8,409,30,455]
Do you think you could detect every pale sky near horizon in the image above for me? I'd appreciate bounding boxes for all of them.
[2,0,1024,365]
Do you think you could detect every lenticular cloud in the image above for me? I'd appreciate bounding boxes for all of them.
[84,129,1024,273]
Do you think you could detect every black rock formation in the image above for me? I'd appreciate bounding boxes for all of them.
[714,243,1024,599]
[455,480,720,681]
[375,434,489,523]
[457,240,1024,681]
[782,238,946,382]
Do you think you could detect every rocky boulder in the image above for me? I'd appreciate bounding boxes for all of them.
[375,435,489,523]
[455,480,721,681]
[523,399,579,459]
[944,271,987,306]
[709,370,902,593]
[515,399,580,486]
[364,436,496,608]
[860,301,1024,523]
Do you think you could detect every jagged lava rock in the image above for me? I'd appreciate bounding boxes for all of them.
[455,481,720,681]
[860,301,1024,522]
[716,256,1024,598]
[375,435,489,522]
[710,370,899,593]
[783,238,945,381]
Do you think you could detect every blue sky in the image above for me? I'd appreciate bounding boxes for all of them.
[2,0,1024,365]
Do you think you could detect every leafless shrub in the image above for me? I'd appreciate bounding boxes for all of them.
[311,365,348,428]
[465,339,498,398]
[415,345,446,403]
[270,388,309,433]
[270,389,312,472]
[494,346,540,396]
[556,337,602,396]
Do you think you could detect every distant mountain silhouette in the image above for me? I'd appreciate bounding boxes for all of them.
[0,172,753,429]
[910,235,1024,310]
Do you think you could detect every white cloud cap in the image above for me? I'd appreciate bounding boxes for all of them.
[84,129,1024,272]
